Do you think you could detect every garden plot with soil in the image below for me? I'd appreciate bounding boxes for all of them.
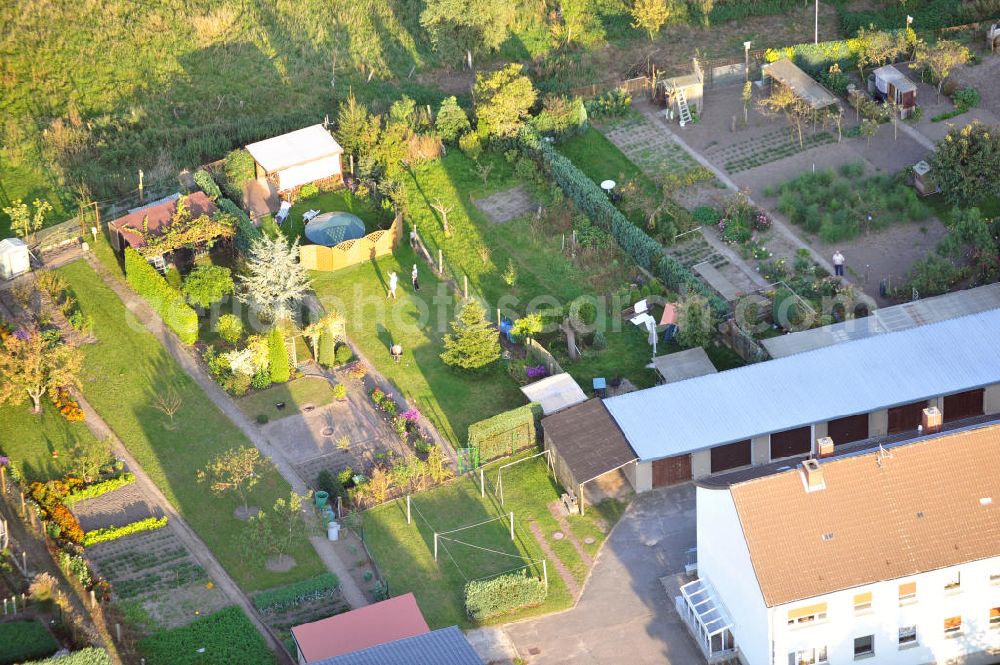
[71,483,165,533]
[87,527,228,632]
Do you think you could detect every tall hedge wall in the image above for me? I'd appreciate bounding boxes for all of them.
[523,135,728,317]
[468,403,543,462]
[217,197,260,254]
[124,248,198,344]
[464,570,547,621]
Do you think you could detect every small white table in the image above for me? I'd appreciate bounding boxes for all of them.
[600,180,616,192]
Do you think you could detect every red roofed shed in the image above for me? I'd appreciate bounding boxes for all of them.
[110,192,218,253]
[291,593,430,664]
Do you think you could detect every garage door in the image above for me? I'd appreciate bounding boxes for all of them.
[887,401,927,434]
[652,455,691,487]
[711,440,751,473]
[826,413,869,444]
[770,426,811,461]
[943,389,984,422]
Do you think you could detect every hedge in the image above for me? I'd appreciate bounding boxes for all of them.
[219,197,261,254]
[138,606,276,665]
[763,30,911,78]
[83,515,168,547]
[0,621,59,665]
[19,648,111,665]
[63,472,136,506]
[252,573,340,614]
[468,403,542,462]
[465,571,547,621]
[523,135,728,317]
[124,248,198,344]
[194,169,223,201]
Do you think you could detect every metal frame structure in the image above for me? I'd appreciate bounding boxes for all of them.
[676,578,738,663]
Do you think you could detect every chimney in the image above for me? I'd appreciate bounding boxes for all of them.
[801,459,825,493]
[817,436,835,458]
[922,406,942,434]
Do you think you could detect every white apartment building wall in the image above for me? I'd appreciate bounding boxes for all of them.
[695,486,1000,665]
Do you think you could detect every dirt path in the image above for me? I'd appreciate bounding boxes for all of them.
[80,255,369,611]
[528,521,579,599]
[71,389,294,665]
[546,502,592,568]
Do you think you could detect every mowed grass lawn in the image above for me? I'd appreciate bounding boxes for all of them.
[236,377,335,423]
[362,454,626,628]
[310,242,525,446]
[56,260,325,592]
[0,403,100,482]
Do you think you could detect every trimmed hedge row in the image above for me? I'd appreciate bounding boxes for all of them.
[83,515,169,547]
[124,248,198,344]
[194,169,223,201]
[252,573,340,614]
[465,571,547,621]
[218,197,261,254]
[63,472,136,506]
[468,403,542,462]
[763,30,911,78]
[524,135,728,317]
[20,648,111,665]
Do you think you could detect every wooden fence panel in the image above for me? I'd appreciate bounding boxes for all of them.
[300,214,401,272]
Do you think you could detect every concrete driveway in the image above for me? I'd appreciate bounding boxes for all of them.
[504,484,702,665]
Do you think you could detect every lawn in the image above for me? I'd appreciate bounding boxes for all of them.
[360,453,625,628]
[137,606,275,665]
[310,243,526,446]
[236,377,336,423]
[0,403,100,482]
[55,259,325,592]
[260,188,391,245]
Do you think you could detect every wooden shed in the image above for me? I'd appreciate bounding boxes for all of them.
[246,125,344,192]
[871,65,917,118]
[656,59,704,126]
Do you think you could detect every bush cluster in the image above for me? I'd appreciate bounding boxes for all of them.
[217,197,260,254]
[0,621,60,665]
[193,169,222,200]
[252,573,340,614]
[62,473,136,506]
[468,403,542,462]
[464,570,547,621]
[82,515,169,547]
[124,248,198,344]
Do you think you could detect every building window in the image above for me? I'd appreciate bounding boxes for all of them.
[898,626,917,647]
[789,647,828,665]
[991,607,999,627]
[943,571,960,592]
[853,592,872,613]
[787,603,827,626]
[853,635,874,659]
[944,616,962,636]
[898,581,916,605]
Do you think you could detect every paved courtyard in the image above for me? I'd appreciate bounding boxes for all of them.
[504,484,702,665]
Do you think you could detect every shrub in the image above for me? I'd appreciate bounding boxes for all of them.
[63,473,136,506]
[223,149,256,194]
[532,95,588,137]
[194,169,222,201]
[952,87,980,112]
[18,648,111,665]
[468,403,542,462]
[333,384,347,400]
[256,414,269,424]
[182,265,234,308]
[217,314,244,344]
[58,550,92,588]
[0,621,59,665]
[904,254,965,297]
[124,248,198,344]
[253,573,340,613]
[137,606,275,665]
[250,369,271,390]
[334,343,353,365]
[584,89,631,118]
[83,516,169,547]
[464,571,547,621]
[458,132,482,161]
[218,198,260,254]
[317,331,336,367]
[268,327,290,383]
[223,372,251,396]
[693,206,721,225]
[299,183,319,199]
[436,96,471,142]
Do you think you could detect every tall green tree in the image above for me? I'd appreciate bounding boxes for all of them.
[473,64,538,138]
[440,300,501,370]
[930,121,1000,206]
[558,0,605,47]
[420,0,514,68]
[267,326,290,383]
[631,0,683,41]
[0,327,82,413]
[238,231,310,323]
[911,39,970,100]
[676,293,714,349]
[436,97,471,142]
[197,446,266,515]
[2,198,52,242]
[336,90,371,157]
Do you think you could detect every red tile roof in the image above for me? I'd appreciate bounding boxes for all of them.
[110,192,217,250]
[291,593,430,663]
[728,424,1000,607]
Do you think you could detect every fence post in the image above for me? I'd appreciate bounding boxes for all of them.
[434,532,438,561]
[509,512,514,541]
[406,495,411,525]
[464,275,468,300]
[438,249,443,275]
[480,468,485,497]
[543,560,548,589]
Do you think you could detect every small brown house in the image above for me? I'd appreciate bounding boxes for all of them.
[871,65,917,118]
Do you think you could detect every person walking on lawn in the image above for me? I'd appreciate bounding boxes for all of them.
[387,271,398,300]
[411,264,420,291]
[833,250,845,277]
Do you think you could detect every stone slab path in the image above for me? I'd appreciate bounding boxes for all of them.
[81,254,369,613]
[474,185,538,224]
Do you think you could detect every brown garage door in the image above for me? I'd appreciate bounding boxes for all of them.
[770,426,811,461]
[652,455,692,487]
[826,413,869,445]
[887,401,927,434]
[943,389,984,422]
[711,440,751,473]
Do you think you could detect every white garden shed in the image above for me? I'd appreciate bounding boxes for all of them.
[245,125,344,192]
[0,238,30,280]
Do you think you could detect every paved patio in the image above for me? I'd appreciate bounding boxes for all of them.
[474,185,538,224]
[504,484,703,665]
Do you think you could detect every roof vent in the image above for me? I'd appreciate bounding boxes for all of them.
[981,497,993,506]
[817,436,834,458]
[922,406,942,434]
[801,459,825,493]
[821,532,834,541]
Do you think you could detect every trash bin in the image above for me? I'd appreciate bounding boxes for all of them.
[315,491,329,508]
[327,521,341,541]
